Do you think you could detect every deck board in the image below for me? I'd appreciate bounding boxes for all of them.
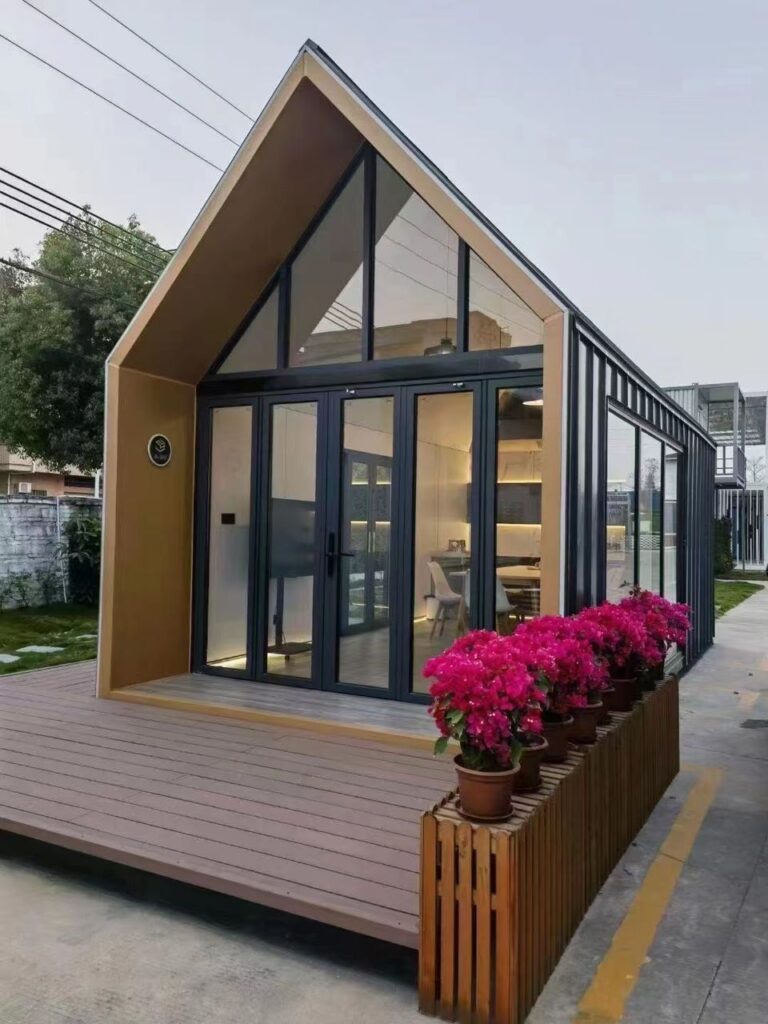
[0,662,452,946]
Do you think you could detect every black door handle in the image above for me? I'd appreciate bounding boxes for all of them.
[326,532,356,575]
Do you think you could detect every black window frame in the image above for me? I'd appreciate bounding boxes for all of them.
[205,143,541,383]
[602,399,686,604]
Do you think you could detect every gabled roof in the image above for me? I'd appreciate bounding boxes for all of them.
[108,39,703,436]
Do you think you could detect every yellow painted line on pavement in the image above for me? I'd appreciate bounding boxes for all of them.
[573,764,723,1024]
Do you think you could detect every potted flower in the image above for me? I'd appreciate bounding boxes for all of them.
[423,631,544,820]
[574,603,663,711]
[508,616,609,753]
[619,588,691,688]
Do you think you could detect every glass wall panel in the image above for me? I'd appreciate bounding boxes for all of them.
[206,406,252,669]
[218,285,278,373]
[289,164,364,367]
[337,397,394,688]
[494,387,542,627]
[606,413,637,602]
[411,391,473,693]
[663,449,678,601]
[266,403,318,678]
[639,432,662,593]
[373,157,459,360]
[468,251,544,351]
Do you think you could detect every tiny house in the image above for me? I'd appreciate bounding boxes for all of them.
[97,42,715,715]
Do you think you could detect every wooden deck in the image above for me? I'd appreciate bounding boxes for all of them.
[0,661,452,947]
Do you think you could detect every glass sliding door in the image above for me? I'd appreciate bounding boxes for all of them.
[205,405,253,671]
[410,388,475,694]
[265,402,320,680]
[605,413,637,602]
[333,396,395,689]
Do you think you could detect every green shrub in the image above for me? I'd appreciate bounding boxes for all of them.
[63,513,101,605]
[714,516,734,576]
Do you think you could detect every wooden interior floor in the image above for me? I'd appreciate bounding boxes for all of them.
[124,672,437,738]
[0,661,453,947]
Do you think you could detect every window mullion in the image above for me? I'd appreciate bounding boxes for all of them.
[362,147,376,362]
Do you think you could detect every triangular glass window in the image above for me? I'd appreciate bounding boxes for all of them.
[289,162,365,367]
[467,252,544,351]
[373,157,459,360]
[218,283,279,374]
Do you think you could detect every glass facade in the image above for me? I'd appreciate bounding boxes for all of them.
[206,406,252,669]
[265,402,319,679]
[639,434,662,593]
[337,396,394,688]
[218,285,278,374]
[289,164,365,367]
[605,413,680,602]
[468,252,544,351]
[373,158,459,360]
[411,391,474,693]
[494,387,542,623]
[606,413,637,602]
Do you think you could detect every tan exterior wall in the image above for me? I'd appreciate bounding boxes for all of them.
[98,365,195,693]
[540,313,567,614]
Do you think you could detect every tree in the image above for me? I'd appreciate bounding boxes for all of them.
[747,454,766,485]
[0,213,169,472]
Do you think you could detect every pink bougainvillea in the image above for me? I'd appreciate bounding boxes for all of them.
[619,587,691,654]
[424,592,691,770]
[423,631,544,771]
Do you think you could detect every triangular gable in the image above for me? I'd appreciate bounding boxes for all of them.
[110,43,565,386]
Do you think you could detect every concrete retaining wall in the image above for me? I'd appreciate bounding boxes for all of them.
[0,496,102,608]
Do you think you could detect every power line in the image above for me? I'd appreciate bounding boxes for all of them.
[0,178,167,271]
[0,31,224,172]
[0,188,164,274]
[0,255,95,294]
[19,0,241,147]
[83,0,254,122]
[0,165,172,254]
[0,200,162,277]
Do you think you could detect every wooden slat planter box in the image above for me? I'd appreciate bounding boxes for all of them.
[418,676,679,1023]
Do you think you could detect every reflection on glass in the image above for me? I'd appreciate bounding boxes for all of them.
[664,450,678,601]
[639,432,662,593]
[337,397,394,688]
[606,414,637,602]
[218,285,278,373]
[289,164,364,367]
[373,157,459,360]
[266,403,318,678]
[206,406,252,669]
[494,388,542,629]
[468,251,544,351]
[411,391,473,693]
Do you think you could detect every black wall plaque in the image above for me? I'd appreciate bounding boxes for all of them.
[148,434,172,467]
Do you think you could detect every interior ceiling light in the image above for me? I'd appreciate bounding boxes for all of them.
[523,398,544,407]
[424,336,456,357]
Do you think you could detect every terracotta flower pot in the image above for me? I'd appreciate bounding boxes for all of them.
[603,677,637,712]
[597,692,613,725]
[570,701,603,745]
[541,714,575,763]
[454,756,518,822]
[513,735,549,793]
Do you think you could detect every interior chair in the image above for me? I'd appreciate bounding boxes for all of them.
[427,561,462,638]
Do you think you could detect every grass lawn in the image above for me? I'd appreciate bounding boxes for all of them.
[720,568,768,582]
[714,580,763,619]
[0,604,98,675]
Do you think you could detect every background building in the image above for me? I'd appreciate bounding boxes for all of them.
[666,383,767,569]
[0,443,96,498]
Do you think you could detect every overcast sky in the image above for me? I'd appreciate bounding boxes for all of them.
[1,0,766,390]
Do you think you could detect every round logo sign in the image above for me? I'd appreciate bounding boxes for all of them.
[147,434,172,467]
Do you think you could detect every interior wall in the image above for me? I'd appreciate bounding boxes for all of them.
[99,366,195,693]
